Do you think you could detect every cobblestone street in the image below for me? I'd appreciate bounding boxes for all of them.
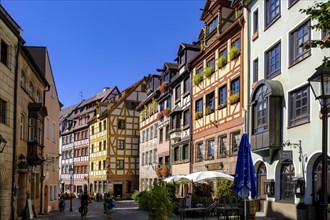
[33,198,280,220]
[34,198,148,220]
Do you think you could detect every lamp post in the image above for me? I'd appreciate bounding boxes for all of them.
[308,67,330,220]
[69,167,73,212]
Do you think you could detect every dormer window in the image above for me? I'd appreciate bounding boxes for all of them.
[148,80,153,90]
[163,73,170,83]
[208,16,218,34]
[180,54,185,65]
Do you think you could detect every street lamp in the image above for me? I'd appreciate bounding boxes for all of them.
[308,66,330,220]
[69,167,73,212]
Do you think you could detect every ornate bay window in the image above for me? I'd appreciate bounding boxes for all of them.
[27,103,47,165]
[250,80,283,162]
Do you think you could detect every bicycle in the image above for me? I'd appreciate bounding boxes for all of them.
[104,197,115,219]
[79,203,88,219]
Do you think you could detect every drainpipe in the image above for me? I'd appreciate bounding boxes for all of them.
[11,37,23,220]
[40,86,50,215]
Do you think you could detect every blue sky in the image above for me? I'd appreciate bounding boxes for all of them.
[1,0,204,107]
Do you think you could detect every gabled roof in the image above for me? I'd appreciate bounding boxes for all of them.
[164,62,178,71]
[136,89,160,111]
[108,77,146,112]
[177,43,200,55]
[200,0,232,21]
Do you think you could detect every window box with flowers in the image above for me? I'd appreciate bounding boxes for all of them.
[229,46,239,61]
[218,103,227,110]
[158,82,169,93]
[217,55,227,69]
[228,93,240,105]
[203,66,214,78]
[157,112,164,120]
[194,112,203,120]
[206,106,214,115]
[193,74,203,85]
[162,108,170,117]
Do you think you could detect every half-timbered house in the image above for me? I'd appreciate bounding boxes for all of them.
[104,78,147,199]
[169,43,199,176]
[136,74,161,190]
[190,0,247,175]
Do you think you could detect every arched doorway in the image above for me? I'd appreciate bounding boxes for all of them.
[280,163,295,201]
[43,185,48,213]
[312,156,330,203]
[257,163,267,211]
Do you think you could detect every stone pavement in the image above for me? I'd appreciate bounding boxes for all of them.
[33,198,279,220]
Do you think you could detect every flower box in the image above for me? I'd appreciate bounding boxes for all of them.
[162,108,170,116]
[193,74,203,85]
[229,93,240,104]
[217,55,227,69]
[203,66,214,78]
[194,112,203,120]
[229,46,239,61]
[158,82,169,93]
[206,106,214,115]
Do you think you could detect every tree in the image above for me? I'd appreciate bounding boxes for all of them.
[300,0,330,67]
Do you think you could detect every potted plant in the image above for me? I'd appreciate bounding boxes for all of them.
[229,46,239,61]
[203,66,214,78]
[138,184,176,220]
[217,55,227,68]
[229,93,240,104]
[218,103,226,109]
[193,74,203,85]
[206,106,214,115]
[163,108,170,117]
[194,112,203,120]
[159,82,169,93]
[157,112,164,120]
[159,164,169,178]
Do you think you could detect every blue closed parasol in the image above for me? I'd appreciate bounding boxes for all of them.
[232,133,257,219]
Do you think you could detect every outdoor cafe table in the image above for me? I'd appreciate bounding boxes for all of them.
[215,205,239,220]
[179,207,208,220]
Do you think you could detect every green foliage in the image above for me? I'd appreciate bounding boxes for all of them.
[229,46,239,60]
[194,112,203,120]
[131,190,142,201]
[193,74,203,85]
[206,106,214,114]
[138,184,176,220]
[214,179,236,203]
[203,66,214,78]
[229,93,240,104]
[217,55,227,68]
[300,1,330,67]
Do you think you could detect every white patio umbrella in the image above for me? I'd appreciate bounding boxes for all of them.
[185,171,234,182]
[163,174,189,183]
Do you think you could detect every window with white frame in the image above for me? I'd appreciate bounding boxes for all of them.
[288,85,310,127]
[265,42,281,79]
[231,132,240,155]
[118,139,125,150]
[289,20,311,66]
[208,16,218,34]
[207,139,215,159]
[0,98,7,124]
[265,0,280,27]
[219,136,227,158]
[20,114,25,139]
[52,122,56,142]
[196,142,203,161]
[1,40,8,66]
